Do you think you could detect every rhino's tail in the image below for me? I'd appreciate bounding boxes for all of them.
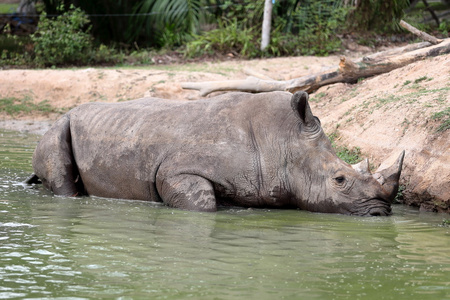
[25,173,41,185]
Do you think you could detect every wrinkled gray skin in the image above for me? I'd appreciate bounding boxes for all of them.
[31,91,404,216]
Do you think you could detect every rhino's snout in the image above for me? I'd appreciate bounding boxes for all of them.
[349,198,392,217]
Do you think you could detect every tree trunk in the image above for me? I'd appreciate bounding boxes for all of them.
[261,0,273,51]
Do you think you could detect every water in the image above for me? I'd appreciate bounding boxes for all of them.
[0,129,449,300]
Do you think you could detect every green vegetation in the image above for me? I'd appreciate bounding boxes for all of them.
[403,0,450,33]
[328,130,363,164]
[185,18,260,58]
[0,96,61,116]
[431,107,450,132]
[0,4,18,13]
[0,0,447,67]
[184,0,347,58]
[0,0,418,67]
[335,146,363,165]
[309,92,326,103]
[394,185,405,204]
[414,76,432,84]
[354,86,449,129]
[31,6,93,66]
[347,0,409,32]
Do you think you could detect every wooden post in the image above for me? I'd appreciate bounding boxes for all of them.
[261,0,273,51]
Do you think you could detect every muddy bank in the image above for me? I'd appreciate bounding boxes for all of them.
[1,54,449,212]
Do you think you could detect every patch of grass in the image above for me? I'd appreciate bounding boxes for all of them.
[328,131,363,164]
[0,96,60,116]
[414,76,429,84]
[376,94,401,107]
[441,219,450,227]
[335,146,363,164]
[431,107,450,132]
[401,118,410,135]
[357,36,376,47]
[394,185,405,204]
[0,4,18,14]
[359,88,449,116]
[403,80,412,86]
[342,105,357,118]
[310,92,326,103]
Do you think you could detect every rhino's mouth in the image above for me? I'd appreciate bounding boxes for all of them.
[349,199,392,217]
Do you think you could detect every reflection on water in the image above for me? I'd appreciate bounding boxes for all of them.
[1,129,449,299]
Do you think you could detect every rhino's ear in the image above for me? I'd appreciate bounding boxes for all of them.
[291,91,316,127]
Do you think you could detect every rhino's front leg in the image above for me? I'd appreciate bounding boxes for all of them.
[156,174,217,212]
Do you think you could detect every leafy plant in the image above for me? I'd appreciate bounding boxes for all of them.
[31,5,93,66]
[439,21,449,36]
[0,25,33,66]
[221,0,264,29]
[184,18,259,58]
[288,0,347,55]
[347,0,410,32]
[129,0,205,48]
[394,185,405,204]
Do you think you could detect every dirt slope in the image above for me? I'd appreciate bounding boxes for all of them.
[311,55,449,212]
[0,54,449,212]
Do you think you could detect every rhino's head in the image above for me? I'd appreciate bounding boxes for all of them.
[287,91,404,216]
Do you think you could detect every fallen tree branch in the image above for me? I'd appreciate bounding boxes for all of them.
[181,76,288,97]
[360,41,431,62]
[182,38,450,96]
[399,20,443,44]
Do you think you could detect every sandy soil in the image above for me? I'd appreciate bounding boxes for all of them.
[1,52,449,212]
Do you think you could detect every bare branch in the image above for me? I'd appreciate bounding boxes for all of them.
[399,20,443,45]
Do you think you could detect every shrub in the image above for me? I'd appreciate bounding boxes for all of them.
[0,24,33,66]
[184,18,259,58]
[347,0,410,32]
[31,5,93,66]
[289,1,346,56]
[185,0,347,59]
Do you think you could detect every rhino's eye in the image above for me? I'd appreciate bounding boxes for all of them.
[334,176,346,184]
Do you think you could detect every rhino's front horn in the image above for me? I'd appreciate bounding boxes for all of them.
[352,158,371,175]
[373,151,405,201]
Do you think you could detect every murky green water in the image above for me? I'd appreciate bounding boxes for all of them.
[0,129,449,299]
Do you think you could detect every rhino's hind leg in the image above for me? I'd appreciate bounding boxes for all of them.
[32,115,82,196]
[157,174,217,212]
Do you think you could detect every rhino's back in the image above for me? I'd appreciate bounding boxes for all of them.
[69,91,293,147]
[67,91,293,200]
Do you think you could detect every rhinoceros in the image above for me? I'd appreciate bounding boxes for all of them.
[28,91,404,216]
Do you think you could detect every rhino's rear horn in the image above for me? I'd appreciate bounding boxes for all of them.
[352,158,371,175]
[373,151,405,201]
[291,91,316,127]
